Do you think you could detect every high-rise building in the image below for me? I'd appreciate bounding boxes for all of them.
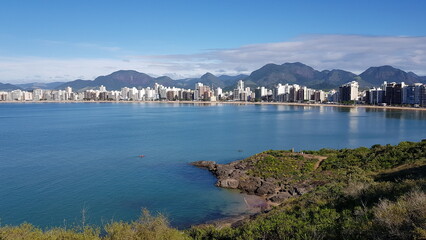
[420,85,426,107]
[215,87,223,99]
[339,81,359,102]
[237,80,244,90]
[233,80,247,101]
[367,88,385,105]
[403,83,422,105]
[99,85,106,92]
[384,82,405,105]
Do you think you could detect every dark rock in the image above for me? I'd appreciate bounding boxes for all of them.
[215,164,235,177]
[265,177,276,183]
[294,186,308,195]
[191,161,217,171]
[234,161,249,170]
[216,178,239,189]
[256,182,277,195]
[230,169,244,179]
[239,177,262,194]
[269,192,292,202]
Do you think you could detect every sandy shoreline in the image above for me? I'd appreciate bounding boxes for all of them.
[1,100,426,111]
[198,193,272,228]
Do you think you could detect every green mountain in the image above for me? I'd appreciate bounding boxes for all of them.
[244,62,366,89]
[0,83,21,91]
[15,82,65,90]
[178,72,225,89]
[177,73,248,90]
[217,74,248,86]
[55,70,177,91]
[5,63,421,92]
[359,65,424,86]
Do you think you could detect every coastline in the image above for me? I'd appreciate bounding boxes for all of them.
[1,100,426,111]
[190,156,314,228]
[199,193,271,228]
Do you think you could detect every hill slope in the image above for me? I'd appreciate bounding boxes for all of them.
[0,83,21,91]
[244,62,379,89]
[56,70,177,91]
[359,65,424,86]
[3,63,424,92]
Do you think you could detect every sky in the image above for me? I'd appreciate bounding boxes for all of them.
[1,0,426,83]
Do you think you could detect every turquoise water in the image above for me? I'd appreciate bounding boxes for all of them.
[0,103,425,228]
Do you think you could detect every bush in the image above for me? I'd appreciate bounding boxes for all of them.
[373,190,426,240]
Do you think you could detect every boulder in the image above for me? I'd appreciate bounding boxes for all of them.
[215,164,235,177]
[294,186,308,195]
[230,169,245,179]
[216,178,239,189]
[269,192,292,202]
[191,161,217,171]
[256,182,277,195]
[239,177,262,194]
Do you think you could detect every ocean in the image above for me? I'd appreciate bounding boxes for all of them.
[0,102,425,228]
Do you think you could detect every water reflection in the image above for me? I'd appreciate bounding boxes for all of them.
[365,108,426,120]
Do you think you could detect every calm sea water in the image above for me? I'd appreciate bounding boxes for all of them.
[0,103,425,228]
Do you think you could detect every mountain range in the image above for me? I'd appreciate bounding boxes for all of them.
[1,63,425,92]
[0,83,22,91]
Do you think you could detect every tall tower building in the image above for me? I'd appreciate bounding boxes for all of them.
[339,81,359,102]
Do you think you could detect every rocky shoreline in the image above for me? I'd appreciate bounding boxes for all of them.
[190,151,329,227]
[191,156,318,205]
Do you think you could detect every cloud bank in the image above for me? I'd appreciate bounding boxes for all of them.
[1,35,426,83]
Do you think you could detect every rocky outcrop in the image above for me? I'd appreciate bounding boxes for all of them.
[217,178,239,189]
[191,161,217,171]
[190,159,313,203]
[269,192,292,203]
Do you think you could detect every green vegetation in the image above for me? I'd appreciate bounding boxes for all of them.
[189,141,426,240]
[308,140,426,171]
[246,151,317,181]
[0,210,190,240]
[1,141,425,239]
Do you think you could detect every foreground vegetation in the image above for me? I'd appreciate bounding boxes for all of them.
[1,141,425,239]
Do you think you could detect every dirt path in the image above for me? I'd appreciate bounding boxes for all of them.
[313,156,327,170]
[283,152,327,170]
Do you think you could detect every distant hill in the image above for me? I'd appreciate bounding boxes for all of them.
[15,82,65,90]
[243,62,363,89]
[359,66,424,86]
[55,79,93,90]
[53,70,249,91]
[0,83,21,91]
[241,63,425,89]
[244,62,321,89]
[179,72,225,89]
[55,70,177,91]
[218,74,248,84]
[174,73,248,90]
[2,63,424,92]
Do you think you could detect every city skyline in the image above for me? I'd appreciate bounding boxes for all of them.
[2,78,426,108]
[1,1,426,83]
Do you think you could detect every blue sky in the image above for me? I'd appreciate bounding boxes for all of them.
[1,0,426,83]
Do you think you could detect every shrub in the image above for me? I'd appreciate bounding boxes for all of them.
[372,190,426,240]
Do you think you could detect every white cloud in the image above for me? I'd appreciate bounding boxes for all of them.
[1,35,426,83]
